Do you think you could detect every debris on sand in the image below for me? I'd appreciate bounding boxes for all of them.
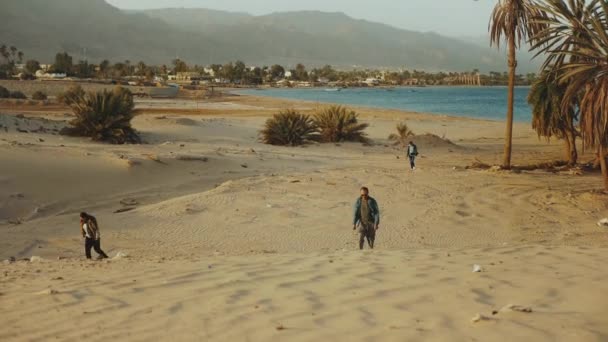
[113,252,129,260]
[471,313,490,323]
[30,256,44,263]
[176,155,208,162]
[114,207,136,214]
[36,288,59,295]
[472,264,482,273]
[597,218,608,228]
[120,199,139,206]
[241,164,248,168]
[276,324,286,331]
[145,154,167,164]
[466,160,493,170]
[498,304,533,313]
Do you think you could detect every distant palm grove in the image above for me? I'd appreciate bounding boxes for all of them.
[0,46,535,87]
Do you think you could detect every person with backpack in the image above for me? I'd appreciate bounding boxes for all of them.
[80,212,109,260]
[407,141,419,170]
[352,187,381,250]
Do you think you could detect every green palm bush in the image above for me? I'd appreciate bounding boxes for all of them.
[528,70,579,165]
[388,122,415,146]
[314,105,369,143]
[61,86,140,144]
[260,109,316,146]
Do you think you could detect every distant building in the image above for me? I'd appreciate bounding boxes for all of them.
[35,70,66,79]
[317,77,330,84]
[403,78,419,86]
[284,71,292,78]
[364,78,380,86]
[175,72,202,81]
[204,67,215,77]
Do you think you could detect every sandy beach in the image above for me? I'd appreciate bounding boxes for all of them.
[1,92,608,341]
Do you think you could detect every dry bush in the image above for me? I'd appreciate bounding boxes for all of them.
[388,122,415,146]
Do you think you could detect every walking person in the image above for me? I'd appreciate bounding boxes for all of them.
[352,187,380,250]
[407,141,419,170]
[80,212,109,260]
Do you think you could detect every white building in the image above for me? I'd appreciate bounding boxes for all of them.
[364,78,380,86]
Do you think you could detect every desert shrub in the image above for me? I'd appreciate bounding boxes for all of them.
[57,85,85,105]
[314,105,369,143]
[10,91,27,99]
[31,91,48,101]
[60,86,140,144]
[260,109,316,146]
[388,122,415,146]
[0,86,9,98]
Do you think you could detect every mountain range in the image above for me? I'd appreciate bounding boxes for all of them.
[0,0,541,72]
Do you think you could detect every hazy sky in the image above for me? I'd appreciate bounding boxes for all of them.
[106,0,497,37]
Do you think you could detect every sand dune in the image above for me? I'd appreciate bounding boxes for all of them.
[2,246,608,341]
[1,95,608,341]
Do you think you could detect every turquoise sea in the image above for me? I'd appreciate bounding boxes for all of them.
[238,86,532,122]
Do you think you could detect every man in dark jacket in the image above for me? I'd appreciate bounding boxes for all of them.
[407,141,419,170]
[80,212,109,260]
[352,187,380,250]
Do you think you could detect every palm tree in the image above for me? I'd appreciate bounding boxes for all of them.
[532,0,608,190]
[489,0,547,168]
[314,105,369,143]
[260,109,317,146]
[388,122,415,147]
[528,70,579,165]
[61,86,140,144]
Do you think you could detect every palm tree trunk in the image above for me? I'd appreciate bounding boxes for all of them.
[563,131,578,166]
[563,135,571,163]
[569,132,578,166]
[600,145,608,192]
[503,35,516,169]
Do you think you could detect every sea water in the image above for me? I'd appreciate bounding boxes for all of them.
[238,86,532,122]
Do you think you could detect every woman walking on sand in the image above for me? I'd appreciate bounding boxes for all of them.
[80,212,109,260]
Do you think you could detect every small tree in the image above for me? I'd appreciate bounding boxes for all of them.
[260,109,316,146]
[52,52,73,75]
[388,122,415,146]
[25,60,41,74]
[60,87,140,144]
[314,106,369,143]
